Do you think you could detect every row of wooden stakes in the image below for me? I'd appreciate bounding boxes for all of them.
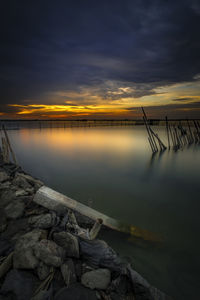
[142,107,200,153]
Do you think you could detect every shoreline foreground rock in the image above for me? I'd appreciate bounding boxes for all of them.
[0,161,172,300]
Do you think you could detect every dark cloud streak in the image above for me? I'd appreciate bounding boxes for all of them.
[0,0,200,114]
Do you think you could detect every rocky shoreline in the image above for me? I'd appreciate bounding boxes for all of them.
[0,161,172,300]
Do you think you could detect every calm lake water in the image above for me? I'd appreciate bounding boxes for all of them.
[6,124,200,299]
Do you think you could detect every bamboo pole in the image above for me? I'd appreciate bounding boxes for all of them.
[165,116,170,148]
[168,123,175,147]
[143,117,156,152]
[142,108,158,152]
[187,119,193,144]
[148,137,154,153]
[174,127,180,148]
[2,125,17,165]
[149,127,166,150]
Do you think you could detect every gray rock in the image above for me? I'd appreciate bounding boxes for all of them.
[54,283,98,300]
[109,275,133,296]
[1,269,39,300]
[15,189,29,197]
[81,268,111,290]
[16,172,43,190]
[13,173,32,189]
[0,210,7,233]
[74,211,94,229]
[127,266,172,300]
[53,232,79,258]
[61,259,76,286]
[37,261,51,280]
[79,239,124,272]
[5,200,25,219]
[0,189,16,208]
[0,181,11,190]
[34,239,65,267]
[13,229,44,269]
[1,218,29,241]
[28,212,59,229]
[0,171,10,183]
[25,187,35,194]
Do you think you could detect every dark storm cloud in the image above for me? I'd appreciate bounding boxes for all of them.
[126,101,200,118]
[172,97,196,102]
[0,0,200,109]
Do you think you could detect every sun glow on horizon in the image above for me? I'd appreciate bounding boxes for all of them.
[2,79,200,119]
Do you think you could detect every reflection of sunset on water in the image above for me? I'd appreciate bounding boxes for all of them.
[18,127,145,156]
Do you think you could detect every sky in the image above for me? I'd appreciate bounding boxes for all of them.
[0,0,200,119]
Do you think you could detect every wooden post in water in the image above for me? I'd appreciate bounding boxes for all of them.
[2,125,17,165]
[187,119,193,144]
[143,116,156,153]
[149,127,166,151]
[142,107,158,152]
[168,123,175,147]
[165,116,170,148]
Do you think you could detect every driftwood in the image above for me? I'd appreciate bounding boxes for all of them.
[34,186,161,242]
[89,218,103,240]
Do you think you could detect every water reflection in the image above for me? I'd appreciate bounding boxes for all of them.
[7,125,200,300]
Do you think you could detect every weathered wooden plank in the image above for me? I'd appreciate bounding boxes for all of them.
[34,186,161,242]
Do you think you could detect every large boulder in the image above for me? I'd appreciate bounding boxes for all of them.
[81,268,111,290]
[127,266,172,300]
[1,218,29,241]
[0,189,16,208]
[4,200,25,219]
[13,229,44,269]
[15,172,43,191]
[28,212,59,229]
[34,239,65,267]
[0,171,10,183]
[79,239,125,272]
[12,173,32,190]
[53,232,79,258]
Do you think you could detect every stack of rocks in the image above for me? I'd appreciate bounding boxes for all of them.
[0,162,172,300]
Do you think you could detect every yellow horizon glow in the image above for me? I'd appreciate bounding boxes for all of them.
[4,79,200,119]
[9,103,131,116]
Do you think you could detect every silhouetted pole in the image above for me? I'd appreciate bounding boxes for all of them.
[2,125,17,165]
[165,116,170,148]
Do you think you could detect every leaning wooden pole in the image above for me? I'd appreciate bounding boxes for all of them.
[186,119,193,144]
[2,125,17,165]
[143,117,155,152]
[165,116,170,148]
[142,107,158,152]
[34,186,161,242]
